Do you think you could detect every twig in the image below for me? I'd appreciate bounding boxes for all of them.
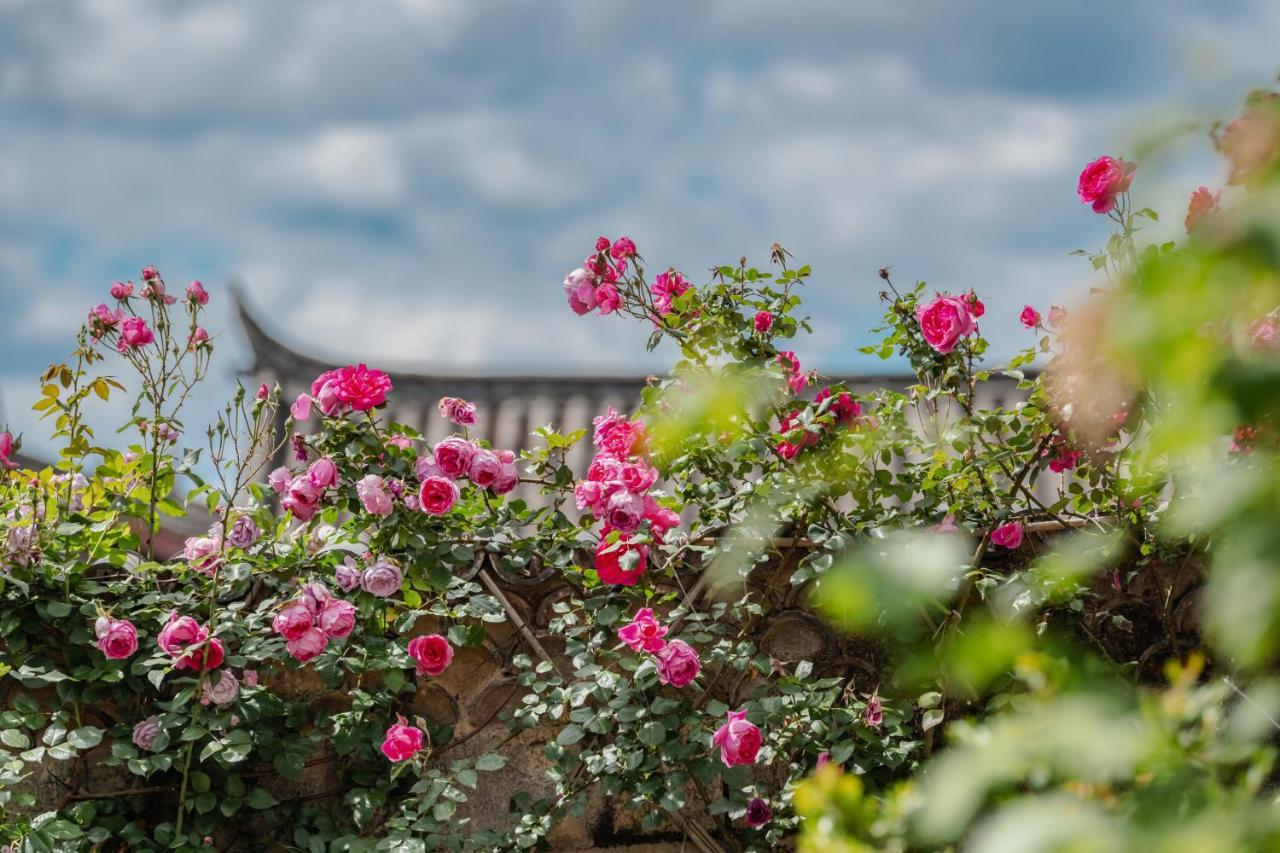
[478,567,564,680]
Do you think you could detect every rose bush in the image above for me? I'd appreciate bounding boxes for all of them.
[1,83,1279,852]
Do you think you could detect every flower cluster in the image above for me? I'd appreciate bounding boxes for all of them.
[563,235,638,316]
[271,582,357,662]
[617,608,701,687]
[575,408,679,586]
[417,434,517,516]
[270,455,340,522]
[775,387,862,461]
[157,611,224,671]
[293,364,393,419]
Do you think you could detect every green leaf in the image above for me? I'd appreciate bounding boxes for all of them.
[639,722,666,747]
[1,729,31,749]
[475,753,506,771]
[556,724,585,746]
[67,726,104,750]
[246,787,278,810]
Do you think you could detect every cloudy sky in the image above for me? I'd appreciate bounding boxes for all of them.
[0,0,1276,455]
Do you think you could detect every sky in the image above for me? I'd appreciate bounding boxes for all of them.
[0,0,1276,458]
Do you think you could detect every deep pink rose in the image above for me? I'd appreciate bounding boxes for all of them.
[1077,155,1135,214]
[643,498,680,537]
[319,598,357,639]
[754,310,774,333]
[407,633,454,677]
[256,383,269,401]
[286,628,326,662]
[712,709,762,767]
[594,532,647,586]
[1048,448,1082,473]
[915,295,976,354]
[963,289,985,318]
[356,474,393,517]
[283,476,322,521]
[434,437,477,479]
[618,608,668,653]
[175,637,223,672]
[110,281,134,300]
[272,602,314,641]
[116,316,155,352]
[596,282,621,314]
[610,237,636,259]
[468,449,502,488]
[1185,186,1221,233]
[814,388,861,427]
[0,432,14,469]
[333,364,392,411]
[655,639,700,688]
[492,462,519,495]
[418,476,460,516]
[1020,305,1042,329]
[360,560,403,597]
[307,457,338,490]
[157,611,204,655]
[564,268,598,315]
[186,280,209,305]
[381,721,424,762]
[651,270,690,316]
[990,521,1024,550]
[95,618,138,660]
[605,490,644,533]
[775,350,808,394]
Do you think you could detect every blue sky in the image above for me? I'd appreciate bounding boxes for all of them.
[0,0,1276,456]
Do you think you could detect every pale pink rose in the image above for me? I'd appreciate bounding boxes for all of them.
[200,670,239,706]
[227,515,259,549]
[575,480,603,512]
[286,628,327,662]
[754,311,774,333]
[491,462,519,495]
[95,618,138,659]
[712,709,762,767]
[1020,305,1042,329]
[1250,317,1280,350]
[1048,306,1069,328]
[360,560,403,597]
[596,282,621,314]
[301,582,331,614]
[468,449,502,488]
[319,598,357,639]
[183,533,222,574]
[335,557,361,592]
[132,716,161,751]
[116,316,155,352]
[930,514,959,533]
[1077,155,1135,214]
[380,721,424,762]
[272,602,314,641]
[617,608,667,653]
[290,393,313,421]
[1185,186,1221,233]
[356,474,393,517]
[185,280,209,305]
[916,295,976,354]
[418,476,460,516]
[307,457,338,490]
[434,437,477,479]
[605,490,644,533]
[564,268,598,315]
[110,281,134,300]
[655,639,700,688]
[242,669,259,686]
[990,521,1024,550]
[407,634,454,677]
[268,466,291,494]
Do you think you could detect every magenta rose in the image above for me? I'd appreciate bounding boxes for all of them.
[418,476,459,516]
[95,618,138,660]
[333,363,393,411]
[650,270,690,316]
[360,560,403,598]
[116,316,155,352]
[610,236,637,259]
[380,721,424,762]
[132,716,161,751]
[433,437,476,479]
[1077,155,1135,214]
[318,598,357,639]
[712,709,762,767]
[0,431,15,468]
[157,611,205,655]
[307,457,338,490]
[272,602,314,641]
[185,280,209,305]
[1020,305,1042,329]
[915,295,976,354]
[286,627,327,662]
[407,634,454,677]
[618,607,667,653]
[468,449,502,488]
[596,282,621,314]
[356,474,393,517]
[754,310,774,333]
[655,639,700,688]
[990,521,1024,550]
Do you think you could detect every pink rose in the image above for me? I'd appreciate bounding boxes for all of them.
[141,265,159,281]
[307,457,338,490]
[110,281,134,300]
[492,462,519,495]
[267,466,291,494]
[575,480,603,512]
[286,628,327,662]
[256,383,269,401]
[186,280,209,305]
[272,602,314,641]
[564,268,598,315]
[95,618,138,660]
[200,670,239,706]
[916,295,976,354]
[655,639,700,688]
[434,437,477,479]
[333,364,393,411]
[610,236,637,259]
[87,303,122,337]
[1077,155,1135,214]
[605,490,644,533]
[132,716,161,751]
[618,608,668,653]
[183,533,222,574]
[157,610,204,655]
[651,270,690,316]
[380,721,424,762]
[643,499,680,537]
[712,709,762,767]
[592,408,646,457]
[990,521,1024,550]
[407,634,454,677]
[116,316,155,352]
[243,669,259,686]
[1020,305,1042,329]
[310,370,344,416]
[594,532,647,586]
[356,474,393,517]
[318,598,357,639]
[1185,186,1221,233]
[754,310,774,333]
[418,476,460,516]
[188,326,209,347]
[290,393,313,421]
[438,396,477,426]
[360,560,403,597]
[468,449,502,488]
[0,431,15,469]
[864,693,883,728]
[335,557,361,592]
[596,282,621,314]
[227,515,259,549]
[775,351,808,394]
[282,476,321,521]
